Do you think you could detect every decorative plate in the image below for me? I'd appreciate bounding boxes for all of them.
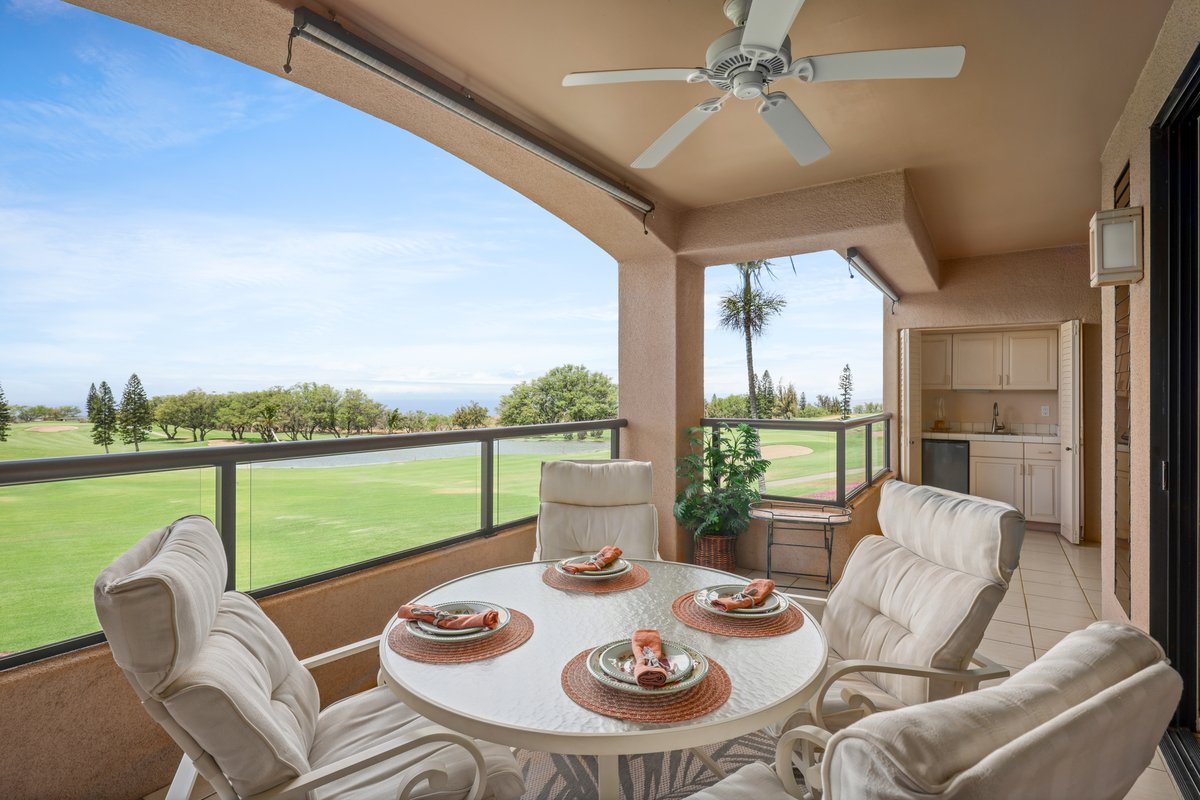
[693,584,788,618]
[584,639,709,696]
[554,556,632,580]
[407,601,511,642]
[597,639,693,685]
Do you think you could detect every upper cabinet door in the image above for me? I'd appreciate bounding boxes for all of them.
[921,334,953,390]
[1004,329,1059,389]
[952,332,1004,390]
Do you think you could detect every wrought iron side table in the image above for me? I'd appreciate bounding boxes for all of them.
[750,501,853,585]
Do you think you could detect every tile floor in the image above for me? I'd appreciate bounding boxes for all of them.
[147,532,1182,800]
[754,529,1182,800]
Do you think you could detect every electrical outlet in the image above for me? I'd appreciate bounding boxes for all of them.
[1041,405,1050,417]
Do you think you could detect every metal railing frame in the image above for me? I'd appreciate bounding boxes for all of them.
[701,413,892,506]
[0,418,625,669]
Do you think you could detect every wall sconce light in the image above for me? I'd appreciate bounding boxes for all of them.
[1089,206,1143,287]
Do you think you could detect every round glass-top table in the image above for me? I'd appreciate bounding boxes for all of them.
[379,559,828,800]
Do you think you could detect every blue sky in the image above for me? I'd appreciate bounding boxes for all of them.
[0,1,882,413]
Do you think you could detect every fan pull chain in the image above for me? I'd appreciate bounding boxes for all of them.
[283,26,299,74]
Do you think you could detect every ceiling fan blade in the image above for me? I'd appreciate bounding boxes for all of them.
[805,46,966,82]
[758,92,830,166]
[632,98,725,169]
[563,68,702,87]
[741,0,805,54]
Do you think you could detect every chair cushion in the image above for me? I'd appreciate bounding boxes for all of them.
[685,761,795,800]
[534,502,659,560]
[94,516,227,696]
[310,686,525,800]
[160,591,320,798]
[823,622,1182,800]
[765,648,906,738]
[876,481,1023,585]
[823,535,1004,706]
[538,459,653,506]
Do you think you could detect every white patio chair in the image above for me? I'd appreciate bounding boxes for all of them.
[93,515,525,800]
[773,480,1025,736]
[532,459,660,560]
[690,621,1182,800]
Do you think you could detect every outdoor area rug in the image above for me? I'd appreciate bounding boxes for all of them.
[516,731,793,799]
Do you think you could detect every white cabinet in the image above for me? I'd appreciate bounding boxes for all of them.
[1024,460,1060,523]
[1005,329,1058,389]
[970,457,1024,509]
[921,334,953,390]
[969,445,1061,523]
[951,329,1058,391]
[953,333,1004,390]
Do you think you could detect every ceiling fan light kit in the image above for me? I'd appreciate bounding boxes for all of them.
[562,0,966,170]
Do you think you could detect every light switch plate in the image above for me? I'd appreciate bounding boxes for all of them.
[1041,405,1050,417]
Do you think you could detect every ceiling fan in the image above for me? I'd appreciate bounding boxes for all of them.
[562,0,965,169]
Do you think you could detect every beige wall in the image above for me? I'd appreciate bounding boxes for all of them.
[0,524,536,800]
[883,245,1103,543]
[1098,0,1200,629]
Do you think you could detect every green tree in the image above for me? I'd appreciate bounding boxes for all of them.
[85,383,98,422]
[178,388,218,441]
[718,261,788,419]
[777,382,799,418]
[216,391,261,440]
[759,370,776,418]
[255,400,279,442]
[152,395,186,439]
[451,401,489,429]
[839,364,854,420]
[337,388,381,436]
[705,393,750,418]
[0,383,11,442]
[497,365,618,429]
[92,381,118,453]
[118,373,153,451]
[798,391,807,411]
[386,409,402,434]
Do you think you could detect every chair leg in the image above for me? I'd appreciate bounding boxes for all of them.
[689,747,727,779]
[165,756,200,800]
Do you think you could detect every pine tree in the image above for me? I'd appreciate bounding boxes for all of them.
[0,383,11,442]
[759,370,776,418]
[839,364,854,420]
[119,374,153,452]
[799,391,807,411]
[85,382,99,422]
[92,381,117,453]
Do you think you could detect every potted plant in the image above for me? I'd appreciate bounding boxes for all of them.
[674,422,771,571]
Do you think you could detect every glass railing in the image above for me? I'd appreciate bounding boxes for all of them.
[700,413,892,505]
[0,419,624,668]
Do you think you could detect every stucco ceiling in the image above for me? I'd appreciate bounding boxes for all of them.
[307,0,1170,260]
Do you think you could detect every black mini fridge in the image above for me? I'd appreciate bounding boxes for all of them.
[922,439,970,494]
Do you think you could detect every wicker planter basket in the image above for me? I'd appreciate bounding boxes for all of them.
[693,534,738,572]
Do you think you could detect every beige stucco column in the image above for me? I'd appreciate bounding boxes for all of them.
[618,254,706,562]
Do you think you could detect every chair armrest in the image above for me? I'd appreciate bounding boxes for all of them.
[248,727,487,800]
[784,592,826,622]
[810,655,1010,729]
[775,725,832,799]
[300,635,381,671]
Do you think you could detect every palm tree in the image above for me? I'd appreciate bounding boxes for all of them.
[718,260,788,418]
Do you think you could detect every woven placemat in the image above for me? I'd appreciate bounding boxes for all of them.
[387,609,533,663]
[541,563,650,594]
[561,648,732,723]
[671,591,806,637]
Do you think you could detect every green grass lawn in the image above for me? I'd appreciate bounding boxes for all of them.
[0,420,880,654]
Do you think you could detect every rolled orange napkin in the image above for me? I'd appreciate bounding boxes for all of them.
[561,545,623,574]
[396,604,499,630]
[632,628,669,688]
[711,578,776,612]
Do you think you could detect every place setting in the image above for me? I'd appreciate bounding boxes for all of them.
[541,545,651,593]
[387,599,534,663]
[670,578,807,637]
[561,627,731,723]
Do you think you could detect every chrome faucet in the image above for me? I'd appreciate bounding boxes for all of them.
[991,402,1005,434]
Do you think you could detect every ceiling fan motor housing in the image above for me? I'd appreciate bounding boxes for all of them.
[705,28,791,93]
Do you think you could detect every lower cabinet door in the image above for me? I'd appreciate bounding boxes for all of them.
[1024,459,1060,523]
[969,457,1024,512]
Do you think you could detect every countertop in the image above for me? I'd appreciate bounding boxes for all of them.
[922,431,1061,444]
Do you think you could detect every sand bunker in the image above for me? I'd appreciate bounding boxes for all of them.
[761,444,815,459]
[206,439,247,447]
[29,425,77,433]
